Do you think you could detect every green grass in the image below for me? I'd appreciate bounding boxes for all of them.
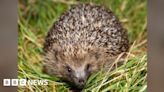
[18,0,147,92]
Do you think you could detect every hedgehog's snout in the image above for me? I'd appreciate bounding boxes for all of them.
[73,69,89,88]
[65,64,92,89]
[78,78,85,85]
[74,77,86,89]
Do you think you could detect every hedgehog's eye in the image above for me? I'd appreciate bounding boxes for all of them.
[66,66,72,73]
[86,64,92,72]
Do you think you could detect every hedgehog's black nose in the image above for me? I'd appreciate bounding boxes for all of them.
[76,78,85,89]
[78,78,85,84]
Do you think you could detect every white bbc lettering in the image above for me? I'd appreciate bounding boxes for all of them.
[43,80,48,85]
[38,80,48,85]
[27,80,37,85]
[3,79,48,86]
[19,79,26,86]
[11,79,18,86]
[37,80,44,85]
[3,79,10,86]
[27,80,48,85]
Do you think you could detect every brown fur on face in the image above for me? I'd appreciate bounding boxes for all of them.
[43,44,115,88]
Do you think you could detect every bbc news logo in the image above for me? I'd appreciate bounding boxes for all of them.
[3,79,48,86]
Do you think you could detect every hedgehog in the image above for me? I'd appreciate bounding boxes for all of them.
[43,3,129,89]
